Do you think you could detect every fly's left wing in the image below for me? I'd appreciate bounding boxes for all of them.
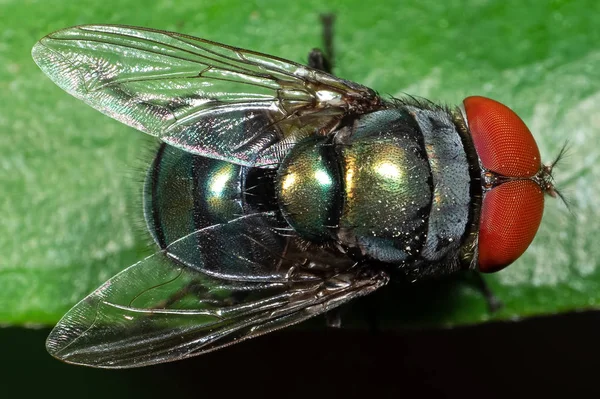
[46,213,389,368]
[32,25,383,167]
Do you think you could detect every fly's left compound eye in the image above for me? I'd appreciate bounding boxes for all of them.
[463,96,545,273]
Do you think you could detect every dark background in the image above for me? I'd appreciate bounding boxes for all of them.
[4,311,598,398]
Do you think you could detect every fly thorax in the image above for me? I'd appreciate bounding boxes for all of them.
[335,109,432,263]
[404,106,473,266]
[276,107,473,270]
[276,136,342,243]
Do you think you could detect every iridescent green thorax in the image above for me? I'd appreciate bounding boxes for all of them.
[275,106,474,271]
[276,136,341,242]
[338,116,431,263]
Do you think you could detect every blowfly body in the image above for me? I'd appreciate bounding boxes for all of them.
[32,19,558,368]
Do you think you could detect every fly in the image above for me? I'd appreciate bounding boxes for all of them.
[31,17,560,368]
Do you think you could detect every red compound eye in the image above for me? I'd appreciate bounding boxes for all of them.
[477,180,544,273]
[463,96,545,272]
[464,96,541,177]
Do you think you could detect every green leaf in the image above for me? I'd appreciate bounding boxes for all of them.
[1,0,595,329]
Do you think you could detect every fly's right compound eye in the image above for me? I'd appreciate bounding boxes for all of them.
[463,96,545,273]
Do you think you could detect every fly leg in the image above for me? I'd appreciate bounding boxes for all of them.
[308,14,335,73]
[310,12,343,328]
[326,308,342,328]
[325,292,381,332]
[473,272,504,313]
[149,280,208,310]
[150,279,245,310]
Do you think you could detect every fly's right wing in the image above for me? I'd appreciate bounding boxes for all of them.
[47,213,389,368]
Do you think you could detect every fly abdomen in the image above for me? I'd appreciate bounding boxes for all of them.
[143,143,244,249]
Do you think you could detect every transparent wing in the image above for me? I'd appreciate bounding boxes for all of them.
[32,24,382,166]
[47,213,389,368]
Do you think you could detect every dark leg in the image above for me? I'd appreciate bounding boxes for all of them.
[150,280,207,310]
[472,272,504,313]
[326,308,342,328]
[314,13,341,328]
[324,291,381,333]
[308,14,335,73]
